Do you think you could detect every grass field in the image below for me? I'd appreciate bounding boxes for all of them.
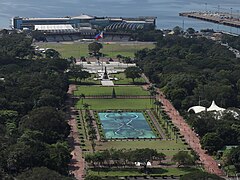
[95,139,188,156]
[74,86,149,96]
[70,73,146,85]
[76,99,152,110]
[69,74,101,85]
[38,42,155,58]
[112,73,146,85]
[88,167,199,177]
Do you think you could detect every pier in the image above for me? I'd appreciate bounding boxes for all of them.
[180,11,240,28]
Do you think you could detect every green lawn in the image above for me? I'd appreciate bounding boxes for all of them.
[96,139,188,155]
[69,74,101,85]
[74,86,149,96]
[38,42,155,58]
[70,73,146,85]
[88,167,200,177]
[112,73,146,85]
[76,99,152,110]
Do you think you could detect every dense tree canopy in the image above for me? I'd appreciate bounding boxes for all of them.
[0,33,33,58]
[17,167,73,180]
[20,107,70,144]
[228,146,240,172]
[0,33,72,178]
[136,34,240,153]
[136,35,237,110]
[222,34,240,51]
[187,111,240,153]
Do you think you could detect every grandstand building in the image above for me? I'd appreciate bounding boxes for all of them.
[12,14,156,42]
[12,14,156,31]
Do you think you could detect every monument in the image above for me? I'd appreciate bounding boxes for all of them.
[103,66,109,80]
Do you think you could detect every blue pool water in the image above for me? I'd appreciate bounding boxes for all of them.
[98,112,156,139]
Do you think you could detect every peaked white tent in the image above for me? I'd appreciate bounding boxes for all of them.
[188,101,225,114]
[207,101,226,112]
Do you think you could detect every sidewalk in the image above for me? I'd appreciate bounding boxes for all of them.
[68,85,86,180]
[142,74,225,176]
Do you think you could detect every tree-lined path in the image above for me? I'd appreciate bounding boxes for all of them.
[157,91,225,176]
[142,74,225,177]
[68,85,85,180]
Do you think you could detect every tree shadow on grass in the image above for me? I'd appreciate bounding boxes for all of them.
[176,167,200,173]
[144,168,168,174]
[132,82,147,85]
[90,167,168,175]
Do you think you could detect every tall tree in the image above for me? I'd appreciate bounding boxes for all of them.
[172,151,195,167]
[45,49,60,59]
[88,42,103,56]
[112,88,116,98]
[124,66,142,83]
[80,93,85,104]
[46,142,71,175]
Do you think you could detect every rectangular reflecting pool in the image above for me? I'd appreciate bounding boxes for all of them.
[98,112,156,139]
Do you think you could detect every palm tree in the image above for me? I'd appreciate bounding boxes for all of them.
[149,89,158,108]
[79,93,85,104]
[147,85,156,105]
[154,100,162,115]
[83,103,90,110]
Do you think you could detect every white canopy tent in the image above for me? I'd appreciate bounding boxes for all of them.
[188,101,225,114]
[207,101,226,112]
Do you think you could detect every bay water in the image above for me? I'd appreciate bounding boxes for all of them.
[0,0,239,33]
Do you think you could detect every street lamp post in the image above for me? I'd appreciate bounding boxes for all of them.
[230,8,233,33]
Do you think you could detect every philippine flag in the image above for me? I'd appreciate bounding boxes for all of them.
[95,31,104,40]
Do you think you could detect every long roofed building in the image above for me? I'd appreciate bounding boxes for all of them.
[12,14,156,31]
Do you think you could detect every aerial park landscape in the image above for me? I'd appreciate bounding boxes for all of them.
[1,2,240,179]
[65,34,227,179]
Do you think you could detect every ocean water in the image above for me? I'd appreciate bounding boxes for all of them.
[0,0,239,33]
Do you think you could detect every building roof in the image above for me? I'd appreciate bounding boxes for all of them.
[34,24,74,31]
[22,14,94,21]
[125,20,147,24]
[72,14,95,20]
[23,17,70,21]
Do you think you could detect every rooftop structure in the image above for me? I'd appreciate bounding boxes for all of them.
[12,14,156,32]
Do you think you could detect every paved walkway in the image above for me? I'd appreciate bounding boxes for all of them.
[68,85,85,180]
[89,110,101,141]
[158,94,224,176]
[142,74,225,177]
